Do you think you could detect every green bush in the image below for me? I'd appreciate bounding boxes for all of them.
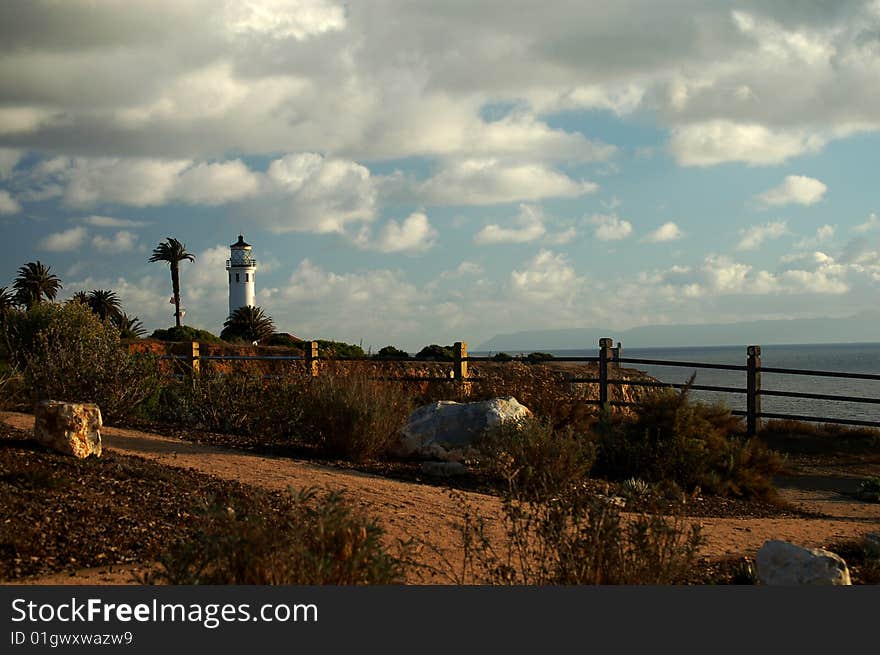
[150,325,221,343]
[145,488,407,585]
[593,388,781,499]
[6,303,159,422]
[415,344,455,361]
[374,345,410,360]
[525,352,555,363]
[315,339,366,358]
[262,332,303,348]
[476,417,596,499]
[492,352,513,362]
[299,368,413,461]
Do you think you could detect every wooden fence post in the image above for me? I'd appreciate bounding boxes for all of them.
[599,337,613,409]
[307,340,319,377]
[747,345,762,436]
[190,341,200,374]
[453,341,469,381]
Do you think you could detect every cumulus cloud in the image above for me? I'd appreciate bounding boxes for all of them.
[794,224,835,249]
[373,212,437,253]
[420,159,597,206]
[223,0,346,40]
[644,221,683,243]
[853,213,880,234]
[91,230,138,253]
[474,204,547,245]
[511,249,584,301]
[0,189,20,214]
[737,220,789,250]
[669,122,827,167]
[82,215,148,228]
[645,252,849,298]
[0,148,22,178]
[756,175,827,207]
[587,213,633,241]
[40,226,88,252]
[174,160,261,205]
[440,261,483,279]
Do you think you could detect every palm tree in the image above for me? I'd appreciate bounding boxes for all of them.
[68,290,89,305]
[87,289,122,321]
[114,312,146,339]
[12,261,62,308]
[0,286,14,313]
[221,306,275,344]
[149,237,195,329]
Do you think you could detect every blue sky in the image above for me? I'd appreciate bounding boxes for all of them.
[1,1,879,351]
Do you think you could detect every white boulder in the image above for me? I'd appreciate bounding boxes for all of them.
[34,400,103,459]
[398,396,532,461]
[756,540,851,585]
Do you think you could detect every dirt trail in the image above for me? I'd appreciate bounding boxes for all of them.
[3,411,879,585]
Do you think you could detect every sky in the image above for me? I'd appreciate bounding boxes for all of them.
[1,0,879,352]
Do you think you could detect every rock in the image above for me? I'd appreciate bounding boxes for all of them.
[398,396,532,461]
[756,540,851,585]
[34,400,103,459]
[420,461,467,477]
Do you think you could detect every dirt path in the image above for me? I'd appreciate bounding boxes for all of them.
[3,411,879,584]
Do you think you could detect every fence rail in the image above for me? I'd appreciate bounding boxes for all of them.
[161,338,880,435]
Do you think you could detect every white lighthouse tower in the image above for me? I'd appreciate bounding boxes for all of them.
[226,234,256,316]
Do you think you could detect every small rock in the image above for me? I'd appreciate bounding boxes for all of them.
[33,400,102,459]
[756,540,851,585]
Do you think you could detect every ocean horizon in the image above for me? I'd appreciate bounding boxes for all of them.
[473,341,880,426]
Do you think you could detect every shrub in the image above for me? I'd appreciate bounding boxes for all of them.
[415,344,455,361]
[450,486,703,585]
[150,325,221,343]
[6,303,159,422]
[299,367,413,461]
[525,351,555,363]
[154,364,307,439]
[375,345,410,360]
[476,417,596,499]
[263,332,303,348]
[145,488,407,585]
[592,387,781,499]
[315,339,366,358]
[492,352,513,362]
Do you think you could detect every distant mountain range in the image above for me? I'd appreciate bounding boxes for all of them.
[476,311,880,352]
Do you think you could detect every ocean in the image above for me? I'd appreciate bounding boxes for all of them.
[486,342,880,426]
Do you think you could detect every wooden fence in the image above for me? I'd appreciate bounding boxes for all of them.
[163,339,880,436]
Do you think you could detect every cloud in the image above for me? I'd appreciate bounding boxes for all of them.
[644,221,683,242]
[373,212,437,253]
[420,159,597,206]
[646,252,849,297]
[40,226,88,251]
[737,220,788,250]
[0,148,22,178]
[510,249,584,301]
[223,0,346,40]
[853,213,880,234]
[0,189,20,214]
[794,224,835,249]
[756,175,827,207]
[263,153,378,233]
[587,213,633,241]
[668,122,827,167]
[544,227,577,245]
[61,157,190,208]
[174,160,261,205]
[82,215,148,228]
[474,204,546,244]
[91,230,138,252]
[440,261,483,279]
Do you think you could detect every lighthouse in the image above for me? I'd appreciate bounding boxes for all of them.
[226,234,256,316]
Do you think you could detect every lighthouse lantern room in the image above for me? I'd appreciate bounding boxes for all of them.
[226,235,257,316]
